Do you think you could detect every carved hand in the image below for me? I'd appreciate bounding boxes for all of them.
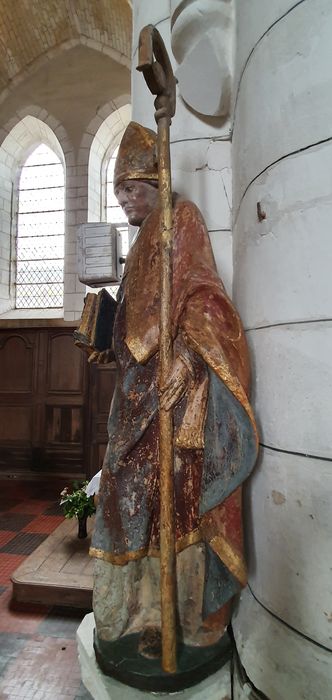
[159,354,192,411]
[87,349,115,364]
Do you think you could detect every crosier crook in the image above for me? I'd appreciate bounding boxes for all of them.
[137,25,177,674]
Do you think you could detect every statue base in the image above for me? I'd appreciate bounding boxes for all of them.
[94,627,232,693]
[77,613,232,698]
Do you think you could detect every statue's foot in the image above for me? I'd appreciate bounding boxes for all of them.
[138,626,162,659]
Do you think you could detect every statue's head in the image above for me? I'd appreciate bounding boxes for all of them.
[114,121,159,226]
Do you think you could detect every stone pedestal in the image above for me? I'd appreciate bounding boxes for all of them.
[77,613,232,699]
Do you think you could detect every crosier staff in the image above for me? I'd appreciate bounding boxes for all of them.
[137,25,177,674]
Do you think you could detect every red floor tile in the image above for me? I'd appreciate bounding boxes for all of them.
[22,515,64,534]
[0,588,49,634]
[0,484,92,699]
[0,532,47,555]
[0,500,21,512]
[0,554,26,585]
[9,499,52,515]
[0,531,16,548]
[0,513,34,531]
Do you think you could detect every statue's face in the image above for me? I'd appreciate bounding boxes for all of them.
[115,180,159,226]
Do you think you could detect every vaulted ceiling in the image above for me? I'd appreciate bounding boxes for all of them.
[0,0,132,94]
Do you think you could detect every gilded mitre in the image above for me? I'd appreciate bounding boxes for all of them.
[113,121,158,190]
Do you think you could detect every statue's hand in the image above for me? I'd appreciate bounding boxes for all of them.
[88,349,115,364]
[159,355,192,411]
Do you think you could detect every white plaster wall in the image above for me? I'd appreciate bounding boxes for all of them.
[233,0,332,695]
[248,323,332,458]
[233,0,307,102]
[132,0,234,295]
[234,143,332,329]
[88,103,131,222]
[233,0,332,213]
[233,588,332,700]
[0,155,13,314]
[171,1,233,119]
[245,448,332,649]
[63,160,88,321]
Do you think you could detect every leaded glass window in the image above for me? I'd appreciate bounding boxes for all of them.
[16,144,65,309]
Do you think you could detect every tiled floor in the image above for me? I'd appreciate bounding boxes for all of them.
[0,483,93,699]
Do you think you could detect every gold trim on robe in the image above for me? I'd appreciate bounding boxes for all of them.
[208,534,247,587]
[124,199,258,449]
[90,528,247,588]
[91,486,247,589]
[90,200,258,593]
[175,374,209,449]
[90,528,201,565]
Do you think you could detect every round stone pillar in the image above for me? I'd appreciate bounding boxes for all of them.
[232,1,332,697]
[132,0,234,294]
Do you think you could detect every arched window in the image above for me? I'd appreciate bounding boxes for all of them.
[16,144,65,309]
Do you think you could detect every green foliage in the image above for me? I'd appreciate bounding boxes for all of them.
[60,481,96,520]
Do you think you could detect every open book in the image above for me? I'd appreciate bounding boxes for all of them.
[73,288,117,353]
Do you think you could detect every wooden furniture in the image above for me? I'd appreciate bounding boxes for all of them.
[0,321,115,480]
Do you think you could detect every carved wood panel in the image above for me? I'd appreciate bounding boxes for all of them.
[47,333,84,393]
[87,362,116,478]
[0,325,117,479]
[0,335,34,393]
[0,327,88,476]
[0,406,32,441]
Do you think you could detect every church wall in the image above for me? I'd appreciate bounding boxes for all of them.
[132,0,234,295]
[87,102,131,223]
[0,45,130,321]
[0,151,13,314]
[232,0,332,696]
[0,1,330,692]
[0,23,131,480]
[233,0,307,105]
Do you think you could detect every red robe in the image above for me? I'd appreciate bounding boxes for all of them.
[91,198,258,632]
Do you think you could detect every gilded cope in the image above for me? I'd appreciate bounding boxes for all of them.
[89,121,258,689]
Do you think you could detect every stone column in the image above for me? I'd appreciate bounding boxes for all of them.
[232,1,332,697]
[132,0,234,294]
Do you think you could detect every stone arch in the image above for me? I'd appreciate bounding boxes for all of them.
[0,37,131,108]
[85,102,131,221]
[0,106,73,166]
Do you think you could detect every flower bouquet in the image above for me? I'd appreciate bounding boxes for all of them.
[60,481,96,538]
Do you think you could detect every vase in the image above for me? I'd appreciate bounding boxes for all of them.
[77,514,88,539]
